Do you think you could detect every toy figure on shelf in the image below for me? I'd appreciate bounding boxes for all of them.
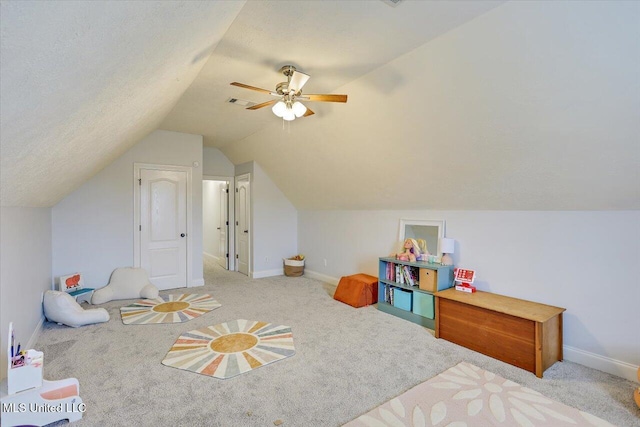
[416,239,430,260]
[396,238,422,262]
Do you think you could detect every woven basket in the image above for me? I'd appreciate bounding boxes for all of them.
[284,265,304,277]
[283,258,304,277]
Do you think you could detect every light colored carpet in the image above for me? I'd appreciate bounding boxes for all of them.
[161,319,295,379]
[344,361,615,426]
[119,293,221,325]
[35,260,639,426]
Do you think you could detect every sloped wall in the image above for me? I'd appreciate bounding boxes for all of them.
[203,147,235,177]
[52,130,203,288]
[222,1,639,211]
[251,163,297,277]
[231,162,297,277]
[0,1,245,208]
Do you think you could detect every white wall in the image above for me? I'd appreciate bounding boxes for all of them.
[251,163,298,277]
[233,162,297,278]
[299,210,640,380]
[203,147,234,177]
[0,207,52,380]
[203,180,223,261]
[52,130,203,288]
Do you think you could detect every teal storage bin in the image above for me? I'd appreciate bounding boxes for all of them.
[412,291,435,319]
[393,288,412,311]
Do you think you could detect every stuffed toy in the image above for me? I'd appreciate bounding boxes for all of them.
[396,238,421,262]
[43,291,109,328]
[92,267,158,304]
[416,239,430,259]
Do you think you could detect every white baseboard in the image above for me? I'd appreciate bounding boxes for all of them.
[563,345,639,382]
[251,269,283,279]
[303,269,340,286]
[27,316,45,350]
[203,252,218,263]
[191,278,205,287]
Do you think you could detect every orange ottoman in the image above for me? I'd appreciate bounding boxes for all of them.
[334,274,378,308]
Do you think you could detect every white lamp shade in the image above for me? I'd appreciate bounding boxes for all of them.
[272,101,287,117]
[440,238,455,254]
[292,101,307,117]
[282,108,295,121]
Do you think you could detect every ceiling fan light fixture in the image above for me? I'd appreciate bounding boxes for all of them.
[272,101,287,117]
[282,108,296,121]
[292,101,307,118]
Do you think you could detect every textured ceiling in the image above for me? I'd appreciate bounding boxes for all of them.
[160,0,505,148]
[221,1,640,210]
[0,1,245,207]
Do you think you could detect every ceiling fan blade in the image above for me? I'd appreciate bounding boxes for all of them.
[303,94,348,103]
[289,71,310,93]
[303,108,315,117]
[230,82,278,96]
[246,100,277,110]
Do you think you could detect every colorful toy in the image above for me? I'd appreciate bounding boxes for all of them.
[453,268,477,293]
[1,322,84,425]
[416,239,429,258]
[58,272,94,304]
[396,238,421,263]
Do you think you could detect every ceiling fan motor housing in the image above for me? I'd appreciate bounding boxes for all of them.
[275,81,289,95]
[279,65,297,77]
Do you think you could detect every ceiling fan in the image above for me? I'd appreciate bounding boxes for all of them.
[230,65,347,121]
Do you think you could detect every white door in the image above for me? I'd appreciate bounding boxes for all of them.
[140,169,187,290]
[218,183,228,269]
[236,175,250,276]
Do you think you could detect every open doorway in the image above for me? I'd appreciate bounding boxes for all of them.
[203,176,234,271]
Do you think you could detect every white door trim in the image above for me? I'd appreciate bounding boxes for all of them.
[235,173,251,276]
[203,175,235,271]
[134,163,194,287]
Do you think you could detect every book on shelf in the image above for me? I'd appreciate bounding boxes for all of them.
[383,261,420,288]
[404,266,419,287]
[382,283,395,304]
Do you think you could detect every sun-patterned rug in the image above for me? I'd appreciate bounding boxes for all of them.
[120,294,221,325]
[344,362,615,427]
[161,319,295,379]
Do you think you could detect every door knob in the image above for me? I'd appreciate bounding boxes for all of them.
[217,227,221,230]
[244,230,248,233]
[180,233,186,238]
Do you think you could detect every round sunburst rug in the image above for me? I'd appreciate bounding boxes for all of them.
[120,294,221,325]
[161,319,295,379]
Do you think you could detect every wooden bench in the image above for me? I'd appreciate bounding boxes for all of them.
[435,288,565,378]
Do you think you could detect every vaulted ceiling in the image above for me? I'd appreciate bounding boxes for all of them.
[1,1,638,210]
[160,0,504,147]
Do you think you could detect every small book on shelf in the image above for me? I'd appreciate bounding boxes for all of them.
[403,266,415,286]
